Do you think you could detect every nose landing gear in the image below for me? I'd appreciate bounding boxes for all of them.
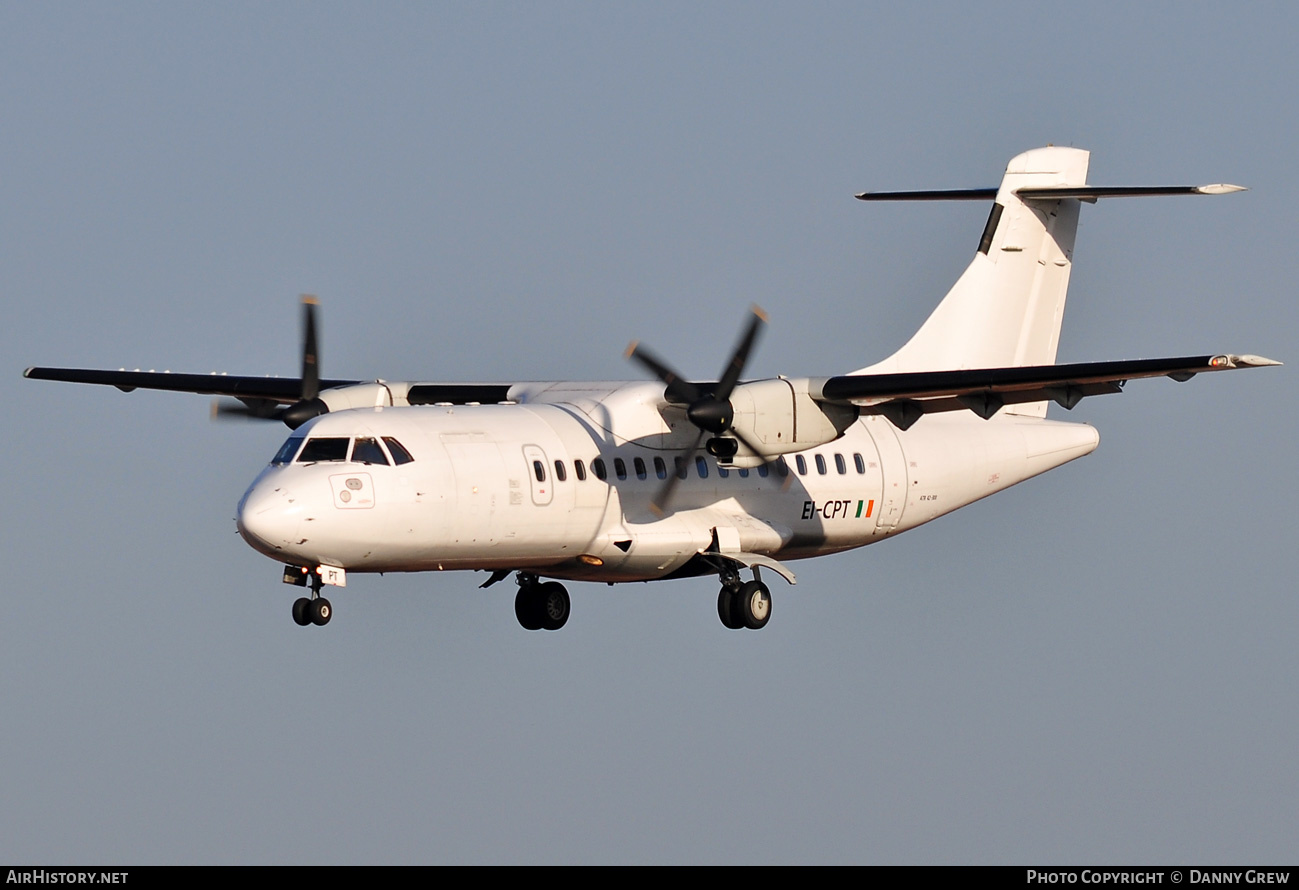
[289,567,332,627]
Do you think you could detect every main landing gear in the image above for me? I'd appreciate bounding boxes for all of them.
[291,570,332,627]
[717,567,772,630]
[514,573,571,631]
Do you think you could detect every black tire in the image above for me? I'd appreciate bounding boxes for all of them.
[515,587,543,630]
[718,587,743,629]
[310,597,332,626]
[292,597,312,626]
[538,582,570,630]
[736,581,771,630]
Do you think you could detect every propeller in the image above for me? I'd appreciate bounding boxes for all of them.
[212,296,331,429]
[626,305,781,514]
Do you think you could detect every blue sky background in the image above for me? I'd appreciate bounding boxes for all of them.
[2,2,1295,864]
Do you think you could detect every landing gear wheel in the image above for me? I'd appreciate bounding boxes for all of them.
[292,597,312,626]
[310,597,332,626]
[736,580,771,630]
[515,587,544,630]
[538,582,570,631]
[718,586,744,629]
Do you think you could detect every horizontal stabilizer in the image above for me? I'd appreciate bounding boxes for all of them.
[856,184,1246,202]
[855,187,998,201]
[1014,184,1246,202]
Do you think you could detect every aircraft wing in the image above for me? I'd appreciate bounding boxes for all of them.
[22,368,518,404]
[22,367,360,402]
[817,353,1280,429]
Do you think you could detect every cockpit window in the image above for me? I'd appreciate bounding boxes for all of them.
[382,437,415,465]
[352,437,389,465]
[272,435,305,465]
[296,437,350,463]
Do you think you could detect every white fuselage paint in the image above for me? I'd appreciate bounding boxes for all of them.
[235,381,1099,585]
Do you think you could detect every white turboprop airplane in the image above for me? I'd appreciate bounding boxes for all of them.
[25,147,1279,631]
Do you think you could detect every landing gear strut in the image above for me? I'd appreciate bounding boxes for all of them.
[717,567,771,630]
[514,573,570,630]
[291,569,332,627]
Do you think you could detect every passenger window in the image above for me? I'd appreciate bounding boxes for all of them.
[834,453,846,475]
[272,435,305,465]
[634,457,647,480]
[554,460,567,482]
[593,458,608,481]
[776,457,789,477]
[382,437,415,465]
[654,457,667,480]
[815,454,827,475]
[757,464,769,478]
[297,437,350,463]
[675,456,689,480]
[854,453,866,474]
[614,458,627,480]
[738,467,750,478]
[574,459,587,481]
[718,465,729,478]
[533,460,547,483]
[795,455,807,475]
[352,437,390,466]
[695,456,709,478]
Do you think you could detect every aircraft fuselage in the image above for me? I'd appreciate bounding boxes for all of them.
[235,382,1100,585]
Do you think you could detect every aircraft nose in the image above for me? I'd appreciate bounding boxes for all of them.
[236,479,304,558]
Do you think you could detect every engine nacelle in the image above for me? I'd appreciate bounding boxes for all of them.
[725,377,857,467]
[317,383,396,412]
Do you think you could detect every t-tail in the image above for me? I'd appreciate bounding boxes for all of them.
[850,147,1247,418]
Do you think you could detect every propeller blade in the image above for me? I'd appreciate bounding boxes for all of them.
[258,295,332,430]
[625,340,702,404]
[210,397,284,422]
[729,427,792,491]
[714,305,767,400]
[650,429,704,516]
[300,295,320,402]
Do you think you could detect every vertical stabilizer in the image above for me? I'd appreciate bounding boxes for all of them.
[854,147,1090,417]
